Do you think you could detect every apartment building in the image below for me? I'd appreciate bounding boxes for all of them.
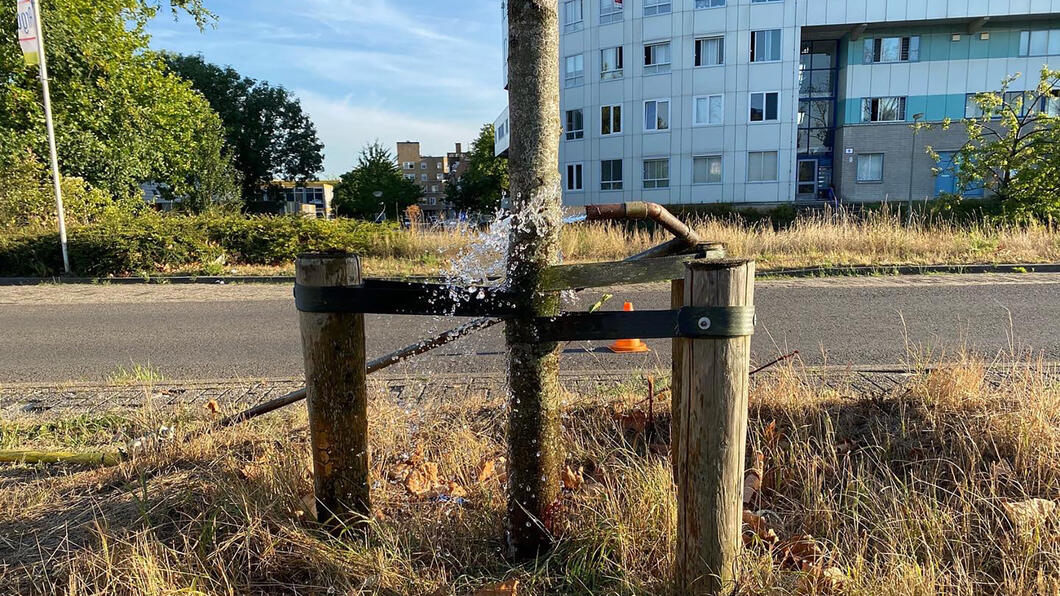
[494,0,1060,206]
[397,141,454,219]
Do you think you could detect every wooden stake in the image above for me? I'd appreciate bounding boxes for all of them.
[670,278,684,485]
[296,254,370,531]
[675,259,755,595]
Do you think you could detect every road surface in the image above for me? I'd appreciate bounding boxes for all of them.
[1,273,1057,383]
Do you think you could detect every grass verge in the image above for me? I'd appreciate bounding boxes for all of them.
[1,354,1058,594]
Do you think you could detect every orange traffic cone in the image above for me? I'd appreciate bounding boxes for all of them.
[609,302,650,353]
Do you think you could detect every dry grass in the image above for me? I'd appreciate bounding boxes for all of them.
[2,354,1059,594]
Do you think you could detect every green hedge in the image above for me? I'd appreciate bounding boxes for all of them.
[0,214,399,277]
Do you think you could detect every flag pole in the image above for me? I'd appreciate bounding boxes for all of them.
[30,0,70,274]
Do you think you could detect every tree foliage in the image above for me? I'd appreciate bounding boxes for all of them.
[928,67,1060,221]
[164,54,325,200]
[334,141,422,220]
[0,0,238,208]
[445,124,508,214]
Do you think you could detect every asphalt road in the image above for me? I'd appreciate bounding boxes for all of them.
[1,274,1058,383]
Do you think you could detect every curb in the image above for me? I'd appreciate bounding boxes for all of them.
[2,263,1059,286]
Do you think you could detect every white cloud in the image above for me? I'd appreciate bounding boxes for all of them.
[297,90,491,177]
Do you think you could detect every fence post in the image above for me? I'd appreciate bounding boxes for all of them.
[675,258,755,595]
[296,253,371,531]
[670,277,684,485]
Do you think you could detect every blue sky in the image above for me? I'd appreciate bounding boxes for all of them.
[147,0,506,177]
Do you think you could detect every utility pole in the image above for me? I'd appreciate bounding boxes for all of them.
[503,0,563,560]
[20,0,70,273]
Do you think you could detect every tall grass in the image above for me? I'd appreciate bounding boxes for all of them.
[2,354,1058,594]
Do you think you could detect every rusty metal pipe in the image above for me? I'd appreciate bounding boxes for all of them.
[585,202,703,249]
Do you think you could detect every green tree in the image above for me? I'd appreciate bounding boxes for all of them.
[445,124,508,214]
[926,67,1060,221]
[163,54,325,199]
[0,0,237,208]
[334,141,422,219]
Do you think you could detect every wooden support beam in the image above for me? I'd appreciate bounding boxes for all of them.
[675,258,755,595]
[297,254,371,532]
[540,247,724,291]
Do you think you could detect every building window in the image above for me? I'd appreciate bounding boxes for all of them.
[644,99,670,131]
[693,155,723,184]
[601,46,623,80]
[565,54,584,87]
[404,162,415,169]
[693,94,723,125]
[436,173,444,180]
[601,159,623,190]
[421,162,427,169]
[644,0,671,16]
[750,92,779,122]
[751,29,781,62]
[566,163,584,191]
[436,161,443,169]
[601,104,622,135]
[643,158,670,189]
[429,197,437,206]
[421,173,428,181]
[563,0,583,33]
[644,41,671,74]
[1018,30,1060,56]
[862,96,907,122]
[863,36,920,63]
[747,151,778,182]
[751,0,782,2]
[857,153,884,182]
[1003,90,1039,116]
[695,0,725,8]
[600,0,623,24]
[405,174,415,181]
[430,185,438,193]
[965,93,987,118]
[695,36,724,67]
[565,109,584,140]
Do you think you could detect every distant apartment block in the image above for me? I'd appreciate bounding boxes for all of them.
[264,181,334,218]
[397,141,469,220]
[495,0,1060,206]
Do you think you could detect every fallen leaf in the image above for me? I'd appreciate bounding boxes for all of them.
[763,420,781,448]
[205,399,220,416]
[478,457,507,484]
[446,481,468,498]
[1003,498,1057,530]
[797,563,848,595]
[743,451,764,505]
[777,534,823,569]
[405,462,439,497]
[742,509,778,546]
[473,579,519,596]
[562,465,584,491]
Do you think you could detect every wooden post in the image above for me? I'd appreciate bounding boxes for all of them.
[670,277,684,485]
[296,254,371,531]
[675,259,755,595]
[504,0,564,560]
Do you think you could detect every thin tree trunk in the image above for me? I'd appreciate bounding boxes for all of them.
[504,0,563,560]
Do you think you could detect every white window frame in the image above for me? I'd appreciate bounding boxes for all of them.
[600,0,623,24]
[643,158,670,189]
[566,109,585,140]
[693,94,724,126]
[436,173,444,181]
[693,155,723,185]
[421,162,427,169]
[601,104,622,136]
[563,0,583,33]
[421,173,428,181]
[643,41,672,75]
[747,151,779,182]
[864,36,921,63]
[695,0,725,8]
[695,35,724,67]
[856,153,884,183]
[749,91,780,123]
[600,159,623,191]
[644,0,671,17]
[601,46,624,80]
[403,162,415,170]
[566,162,584,192]
[750,29,782,63]
[861,96,907,122]
[644,98,671,132]
[564,54,585,87]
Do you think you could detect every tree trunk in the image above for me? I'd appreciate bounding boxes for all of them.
[504,0,563,560]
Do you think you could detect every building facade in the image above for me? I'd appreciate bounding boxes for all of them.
[264,181,335,218]
[397,141,455,219]
[495,0,1060,206]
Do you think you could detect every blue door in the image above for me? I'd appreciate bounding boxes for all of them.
[935,151,984,197]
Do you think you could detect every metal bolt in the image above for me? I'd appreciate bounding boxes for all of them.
[698,317,712,330]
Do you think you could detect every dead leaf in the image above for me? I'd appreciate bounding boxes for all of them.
[743,451,764,505]
[613,408,648,433]
[205,399,220,416]
[445,481,468,498]
[405,462,439,497]
[742,509,778,546]
[777,534,823,569]
[1003,498,1058,530]
[763,420,780,448]
[797,564,848,595]
[562,465,584,491]
[478,457,507,484]
[473,579,519,596]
